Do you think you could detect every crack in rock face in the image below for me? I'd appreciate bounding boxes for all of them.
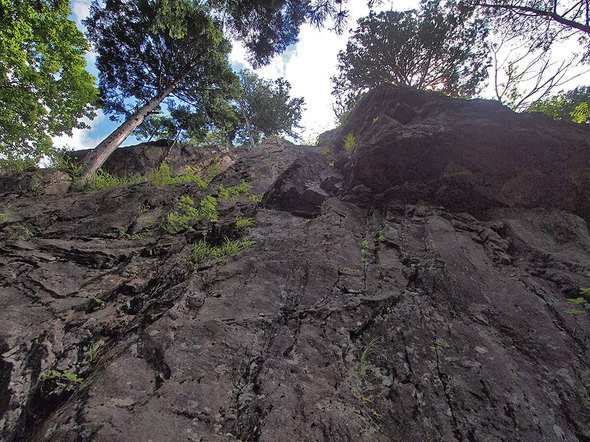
[0,89,589,441]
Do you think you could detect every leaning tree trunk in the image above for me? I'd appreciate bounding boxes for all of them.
[239,97,255,150]
[79,80,181,180]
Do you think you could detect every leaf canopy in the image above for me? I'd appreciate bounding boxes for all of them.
[0,0,97,163]
[85,0,238,122]
[331,1,490,115]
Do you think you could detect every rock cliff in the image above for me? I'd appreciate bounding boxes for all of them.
[1,86,589,441]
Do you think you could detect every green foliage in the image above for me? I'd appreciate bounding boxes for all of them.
[234,70,304,144]
[216,180,252,200]
[528,86,590,124]
[216,0,352,67]
[40,369,83,391]
[0,0,97,163]
[0,213,7,222]
[564,287,589,315]
[85,0,238,157]
[50,149,83,177]
[88,343,103,363]
[85,169,145,190]
[138,203,150,215]
[83,162,210,191]
[149,162,208,188]
[359,337,381,379]
[191,237,253,263]
[0,157,38,175]
[235,217,255,230]
[344,133,356,153]
[204,158,222,182]
[332,3,489,116]
[165,194,219,233]
[165,180,260,233]
[320,147,331,155]
[165,195,210,233]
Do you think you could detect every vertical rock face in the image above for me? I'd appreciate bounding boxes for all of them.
[333,86,590,223]
[0,89,589,441]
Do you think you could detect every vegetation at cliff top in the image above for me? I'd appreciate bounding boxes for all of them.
[0,0,587,172]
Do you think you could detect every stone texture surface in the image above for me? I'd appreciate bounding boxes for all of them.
[0,88,589,441]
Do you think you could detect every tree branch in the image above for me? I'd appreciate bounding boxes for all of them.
[475,1,590,33]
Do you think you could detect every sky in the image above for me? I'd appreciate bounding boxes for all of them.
[53,0,588,151]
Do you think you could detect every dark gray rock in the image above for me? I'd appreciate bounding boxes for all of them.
[0,94,589,441]
[335,86,590,224]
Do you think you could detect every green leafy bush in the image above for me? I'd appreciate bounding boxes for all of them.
[165,195,220,233]
[84,162,211,191]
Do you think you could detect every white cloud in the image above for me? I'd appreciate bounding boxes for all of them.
[71,0,92,29]
[52,110,107,151]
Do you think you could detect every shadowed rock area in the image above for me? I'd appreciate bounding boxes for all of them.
[0,86,589,441]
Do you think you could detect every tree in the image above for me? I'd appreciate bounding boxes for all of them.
[81,0,238,178]
[136,69,304,148]
[528,86,590,122]
[0,0,97,165]
[233,70,304,148]
[463,0,590,38]
[489,29,586,110]
[331,2,490,116]
[210,0,356,66]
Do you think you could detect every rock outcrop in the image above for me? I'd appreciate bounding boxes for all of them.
[0,87,589,441]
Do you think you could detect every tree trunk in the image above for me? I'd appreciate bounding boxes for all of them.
[239,97,255,150]
[79,79,181,180]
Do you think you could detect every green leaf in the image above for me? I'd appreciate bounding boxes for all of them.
[566,297,587,304]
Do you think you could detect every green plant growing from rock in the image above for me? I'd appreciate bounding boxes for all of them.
[359,337,381,380]
[216,180,253,200]
[84,169,145,190]
[93,297,106,308]
[40,369,83,392]
[235,217,255,230]
[191,237,253,264]
[565,287,589,315]
[344,132,356,153]
[0,213,8,223]
[149,162,207,188]
[12,224,31,237]
[88,342,103,363]
[138,203,150,215]
[82,162,211,191]
[361,238,375,263]
[165,180,261,234]
[354,336,384,421]
[51,149,83,177]
[165,195,219,233]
